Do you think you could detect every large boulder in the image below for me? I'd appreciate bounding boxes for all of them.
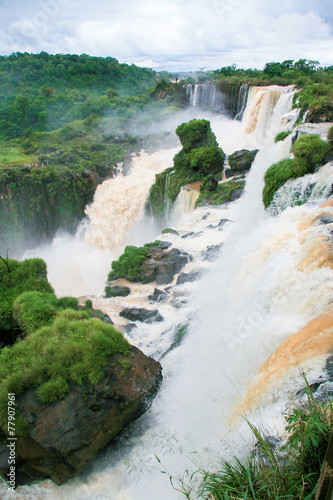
[0,347,162,486]
[225,149,258,178]
[141,245,192,285]
[119,307,164,323]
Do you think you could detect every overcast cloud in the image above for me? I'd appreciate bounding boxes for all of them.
[0,0,332,71]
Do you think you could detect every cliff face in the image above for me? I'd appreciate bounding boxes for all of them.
[0,165,111,255]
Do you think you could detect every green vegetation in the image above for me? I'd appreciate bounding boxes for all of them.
[291,134,330,169]
[118,358,132,377]
[275,131,292,142]
[196,177,245,207]
[0,308,131,433]
[328,125,333,147]
[166,380,333,499]
[0,257,54,334]
[263,134,330,208]
[210,59,333,119]
[149,119,225,219]
[0,53,182,252]
[108,241,161,282]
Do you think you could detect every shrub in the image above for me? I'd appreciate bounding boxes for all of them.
[292,134,330,170]
[0,257,54,332]
[190,147,225,176]
[263,158,309,208]
[327,125,333,147]
[108,241,160,282]
[275,130,292,142]
[57,296,78,310]
[12,291,58,335]
[0,309,131,433]
[175,119,218,152]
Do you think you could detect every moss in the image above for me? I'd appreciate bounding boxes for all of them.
[176,119,219,152]
[263,158,309,208]
[13,291,58,336]
[263,134,331,208]
[291,133,330,169]
[275,130,292,142]
[0,257,54,333]
[108,241,161,282]
[0,308,131,432]
[196,177,245,207]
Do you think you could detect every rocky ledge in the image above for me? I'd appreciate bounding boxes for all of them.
[0,346,162,486]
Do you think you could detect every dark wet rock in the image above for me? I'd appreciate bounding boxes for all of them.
[103,313,113,324]
[218,218,232,226]
[142,246,192,285]
[202,212,210,220]
[123,323,137,333]
[225,149,258,178]
[228,188,243,202]
[105,285,131,298]
[203,175,218,191]
[181,232,195,238]
[0,347,162,486]
[176,269,202,285]
[202,243,223,261]
[170,298,188,308]
[148,288,168,303]
[119,307,164,323]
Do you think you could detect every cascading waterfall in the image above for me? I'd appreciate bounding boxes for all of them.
[171,185,200,225]
[4,87,333,500]
[187,83,224,111]
[83,148,178,252]
[235,83,249,120]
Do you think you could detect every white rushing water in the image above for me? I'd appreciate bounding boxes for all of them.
[4,86,333,499]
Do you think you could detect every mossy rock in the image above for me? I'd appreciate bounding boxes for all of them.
[196,177,245,207]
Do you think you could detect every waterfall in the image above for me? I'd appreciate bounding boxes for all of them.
[235,83,249,120]
[187,83,224,111]
[84,149,178,252]
[171,185,200,225]
[5,87,333,499]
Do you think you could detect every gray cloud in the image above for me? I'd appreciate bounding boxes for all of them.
[0,0,332,70]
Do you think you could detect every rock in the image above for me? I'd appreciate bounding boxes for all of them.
[225,149,258,178]
[148,288,168,303]
[105,285,131,298]
[203,243,223,261]
[103,313,113,324]
[306,103,333,123]
[176,269,202,285]
[228,188,244,202]
[0,347,162,486]
[123,323,137,333]
[203,175,218,191]
[142,246,192,285]
[119,307,164,323]
[218,218,232,226]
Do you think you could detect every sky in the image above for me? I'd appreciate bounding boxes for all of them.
[0,0,332,72]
